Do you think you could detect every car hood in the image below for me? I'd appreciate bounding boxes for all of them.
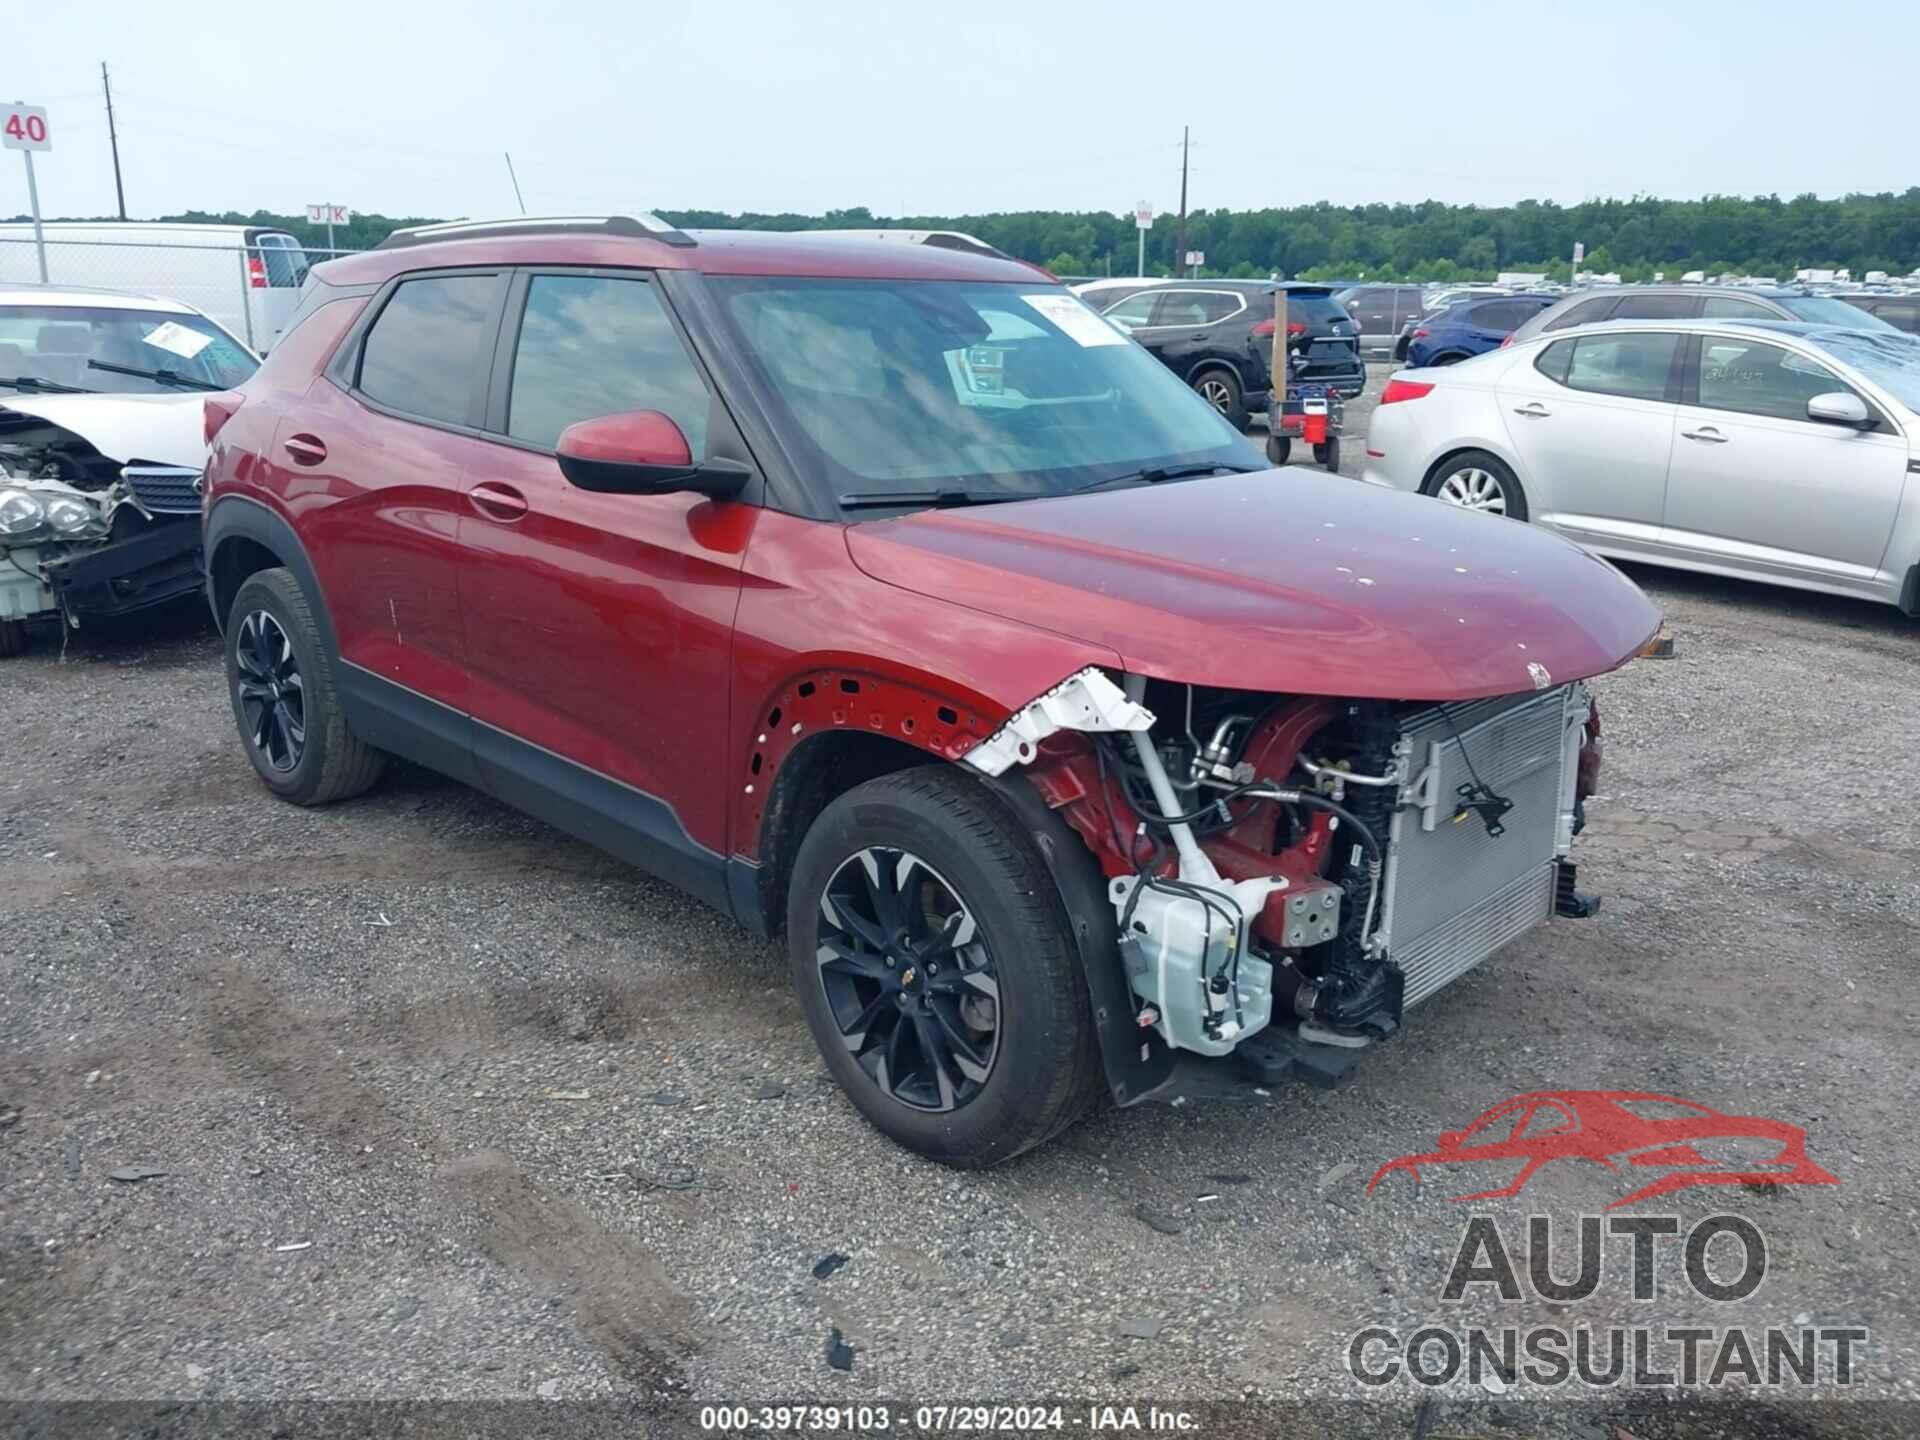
[845,470,1661,701]
[0,392,207,468]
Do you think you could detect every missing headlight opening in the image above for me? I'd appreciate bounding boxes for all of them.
[968,667,1600,1075]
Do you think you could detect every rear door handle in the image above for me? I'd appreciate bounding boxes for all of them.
[282,433,327,465]
[1513,403,1551,418]
[467,480,529,522]
[1680,427,1728,444]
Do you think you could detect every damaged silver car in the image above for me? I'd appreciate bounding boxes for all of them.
[0,285,257,656]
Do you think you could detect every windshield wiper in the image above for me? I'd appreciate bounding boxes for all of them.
[1068,461,1262,497]
[0,374,94,395]
[86,360,222,392]
[838,488,1018,511]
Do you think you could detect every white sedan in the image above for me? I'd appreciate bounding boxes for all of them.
[1360,319,1920,614]
[1,283,258,656]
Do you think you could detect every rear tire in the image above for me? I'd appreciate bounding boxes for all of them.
[0,618,26,658]
[1429,353,1467,367]
[1315,438,1341,472]
[1422,450,1529,521]
[1191,369,1249,430]
[226,567,385,806]
[786,767,1102,1167]
[1266,435,1293,467]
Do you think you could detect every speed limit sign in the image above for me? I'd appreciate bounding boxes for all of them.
[2,103,51,150]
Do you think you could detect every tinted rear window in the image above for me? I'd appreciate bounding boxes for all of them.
[357,274,501,426]
[1286,295,1347,326]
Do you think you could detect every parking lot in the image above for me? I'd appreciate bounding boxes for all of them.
[3,362,1917,1432]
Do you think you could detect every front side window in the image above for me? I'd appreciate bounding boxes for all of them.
[357,274,501,426]
[710,277,1258,505]
[1562,332,1680,402]
[0,304,257,393]
[505,275,711,454]
[1697,338,1859,422]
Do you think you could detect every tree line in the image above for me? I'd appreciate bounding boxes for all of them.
[29,190,1920,282]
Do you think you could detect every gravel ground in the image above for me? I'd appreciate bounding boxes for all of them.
[4,366,1918,1437]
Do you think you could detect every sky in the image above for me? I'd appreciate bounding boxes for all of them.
[9,0,1918,224]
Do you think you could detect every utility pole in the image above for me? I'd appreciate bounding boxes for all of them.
[1172,126,1189,280]
[101,63,126,220]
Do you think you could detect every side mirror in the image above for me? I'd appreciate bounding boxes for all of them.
[555,411,751,498]
[1807,391,1872,429]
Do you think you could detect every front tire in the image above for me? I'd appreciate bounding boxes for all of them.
[1266,435,1293,467]
[1191,369,1249,430]
[1423,450,1529,521]
[226,568,385,806]
[786,768,1102,1167]
[1315,438,1341,472]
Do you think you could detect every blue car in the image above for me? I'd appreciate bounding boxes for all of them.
[1405,293,1557,368]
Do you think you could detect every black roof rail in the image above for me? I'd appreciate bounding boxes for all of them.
[374,214,696,251]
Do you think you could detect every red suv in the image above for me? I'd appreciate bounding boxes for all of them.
[201,215,1659,1166]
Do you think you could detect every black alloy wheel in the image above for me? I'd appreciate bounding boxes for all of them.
[815,846,1001,1113]
[234,609,306,772]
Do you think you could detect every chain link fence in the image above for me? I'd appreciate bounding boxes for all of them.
[0,236,363,351]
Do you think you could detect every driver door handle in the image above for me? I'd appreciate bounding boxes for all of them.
[1681,426,1729,444]
[1513,403,1551,418]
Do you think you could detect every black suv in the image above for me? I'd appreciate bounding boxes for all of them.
[1072,280,1365,428]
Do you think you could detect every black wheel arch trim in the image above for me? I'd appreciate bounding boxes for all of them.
[203,494,339,656]
[979,771,1177,1108]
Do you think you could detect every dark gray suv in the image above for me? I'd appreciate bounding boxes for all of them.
[1508,286,1892,346]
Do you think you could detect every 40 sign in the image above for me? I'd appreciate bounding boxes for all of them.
[3,103,51,151]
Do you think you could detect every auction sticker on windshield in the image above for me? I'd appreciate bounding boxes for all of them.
[1022,293,1126,347]
[142,321,214,361]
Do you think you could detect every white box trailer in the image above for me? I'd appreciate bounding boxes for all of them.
[0,222,309,350]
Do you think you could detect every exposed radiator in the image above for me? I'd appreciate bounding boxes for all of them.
[1376,685,1583,1007]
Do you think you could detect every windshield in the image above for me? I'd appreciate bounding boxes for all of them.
[1808,328,1920,412]
[707,278,1262,507]
[0,305,257,393]
[1778,295,1895,329]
